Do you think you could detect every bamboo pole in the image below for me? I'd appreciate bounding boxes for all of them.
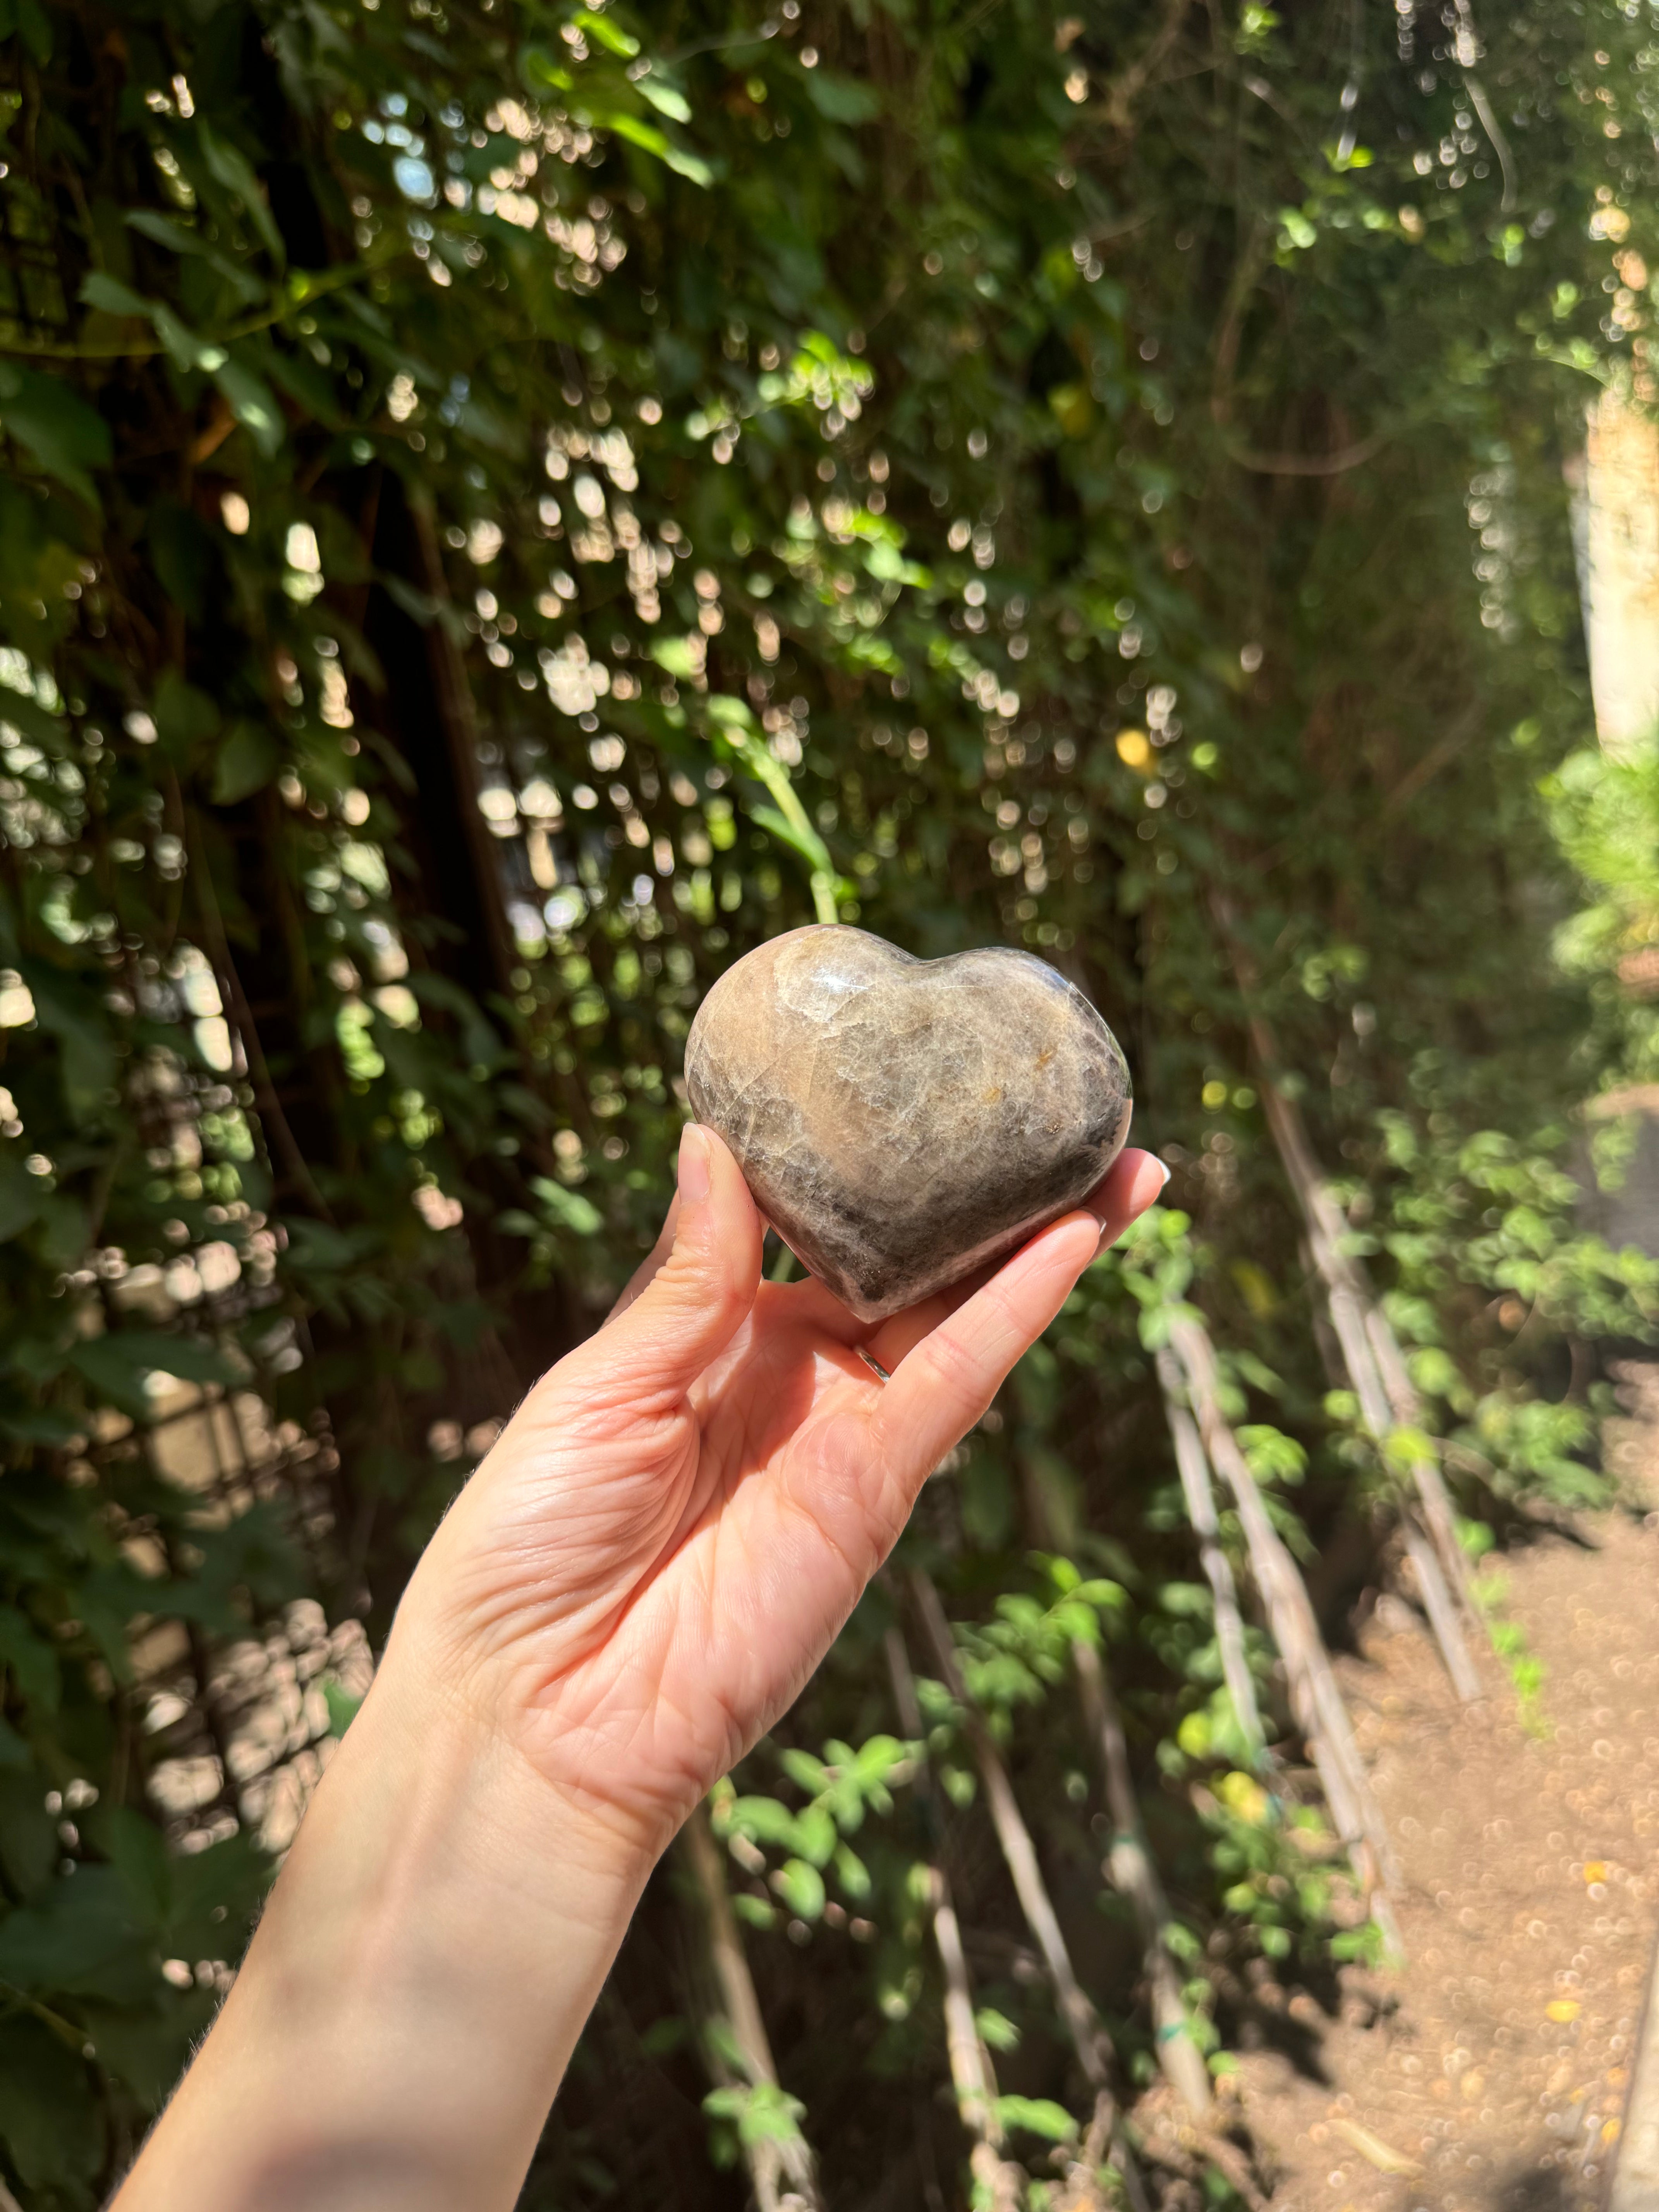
[908,1572,1151,2212]
[886,1629,1027,2212]
[1019,1449,1216,2115]
[682,1804,824,2212]
[1210,889,1482,1686]
[1154,1348,1267,1765]
[1165,1314,1404,1956]
[1262,1064,1482,1674]
[912,1569,1117,2094]
[1070,1635,1214,2118]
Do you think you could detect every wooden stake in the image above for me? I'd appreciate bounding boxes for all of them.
[1211,888,1483,1693]
[1166,1314,1404,1956]
[886,1629,1027,2212]
[1154,1348,1268,1765]
[1072,1635,1214,2117]
[682,1803,825,2212]
[909,1572,1152,2212]
[1021,1444,1218,2116]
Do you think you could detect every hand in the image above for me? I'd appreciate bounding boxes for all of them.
[394,1123,1170,1862]
[115,1123,1166,2212]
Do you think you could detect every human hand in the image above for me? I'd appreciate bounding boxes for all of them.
[116,1122,1165,2212]
[390,1123,1169,1865]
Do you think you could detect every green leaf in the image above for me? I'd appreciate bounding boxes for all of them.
[20,958,116,1123]
[0,0,53,65]
[0,1607,58,1712]
[0,365,110,507]
[79,270,150,319]
[69,1329,239,1421]
[529,1177,604,1236]
[994,2095,1077,2143]
[211,720,282,805]
[198,125,286,266]
[153,668,221,760]
[801,70,881,124]
[324,1680,364,1736]
[576,9,639,56]
[0,2016,101,2190]
[832,1841,870,1900]
[778,1747,828,1795]
[639,78,692,124]
[212,354,286,457]
[793,1803,836,1866]
[771,1856,826,1920]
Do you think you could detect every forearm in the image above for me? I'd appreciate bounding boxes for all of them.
[113,1652,651,2212]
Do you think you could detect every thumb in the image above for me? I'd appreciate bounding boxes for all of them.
[584,1124,762,1403]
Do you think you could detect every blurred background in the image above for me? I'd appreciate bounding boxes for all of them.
[5,0,1659,2204]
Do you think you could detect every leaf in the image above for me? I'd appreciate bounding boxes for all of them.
[0,364,110,507]
[778,1747,828,1795]
[19,958,116,1123]
[639,78,692,124]
[792,1804,835,1867]
[0,2016,102,2190]
[771,1856,826,1919]
[529,1177,604,1236]
[975,2006,1020,2051]
[994,2095,1077,2143]
[79,270,150,319]
[197,125,286,266]
[0,1153,45,1243]
[0,1606,59,1711]
[324,1680,364,1737]
[576,9,639,56]
[211,355,286,458]
[211,720,282,805]
[725,1795,799,1849]
[801,70,881,124]
[69,1329,239,1420]
[832,1841,870,1900]
[152,668,220,760]
[0,1864,151,2001]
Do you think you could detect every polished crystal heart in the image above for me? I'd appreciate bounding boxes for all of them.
[683,925,1133,1322]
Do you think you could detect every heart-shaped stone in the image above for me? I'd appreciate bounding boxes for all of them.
[684,926,1132,1322]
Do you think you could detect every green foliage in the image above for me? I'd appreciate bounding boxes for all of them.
[1,0,1657,2198]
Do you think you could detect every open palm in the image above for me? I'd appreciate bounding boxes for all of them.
[397,1124,1164,1855]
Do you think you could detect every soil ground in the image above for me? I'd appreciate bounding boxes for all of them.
[1221,1365,1659,2212]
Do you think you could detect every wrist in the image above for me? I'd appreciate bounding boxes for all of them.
[119,1632,653,2211]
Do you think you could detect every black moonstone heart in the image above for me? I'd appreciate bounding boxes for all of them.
[683,925,1133,1322]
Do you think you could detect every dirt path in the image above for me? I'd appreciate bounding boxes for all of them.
[1227,1369,1659,2212]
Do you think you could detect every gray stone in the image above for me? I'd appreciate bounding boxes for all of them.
[684,925,1133,1322]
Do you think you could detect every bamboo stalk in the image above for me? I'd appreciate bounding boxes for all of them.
[1071,1635,1214,2118]
[1154,1348,1268,1765]
[885,1629,1026,2212]
[1165,1315,1404,1955]
[908,1573,1152,2212]
[1260,1061,1482,1674]
[911,1568,1116,2094]
[1211,891,1482,1676]
[682,1804,824,2212]
[1020,1448,1217,2115]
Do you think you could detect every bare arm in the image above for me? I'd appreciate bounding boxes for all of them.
[113,1126,1166,2210]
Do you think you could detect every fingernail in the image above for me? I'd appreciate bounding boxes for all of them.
[678,1122,711,1204]
[1155,1157,1173,1190]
